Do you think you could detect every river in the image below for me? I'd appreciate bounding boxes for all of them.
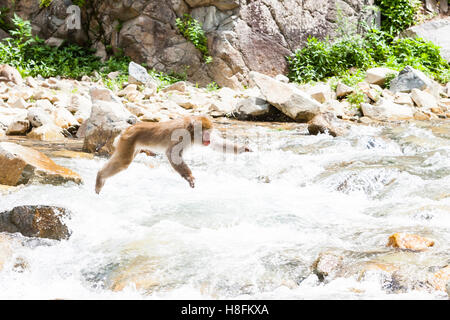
[0,119,449,299]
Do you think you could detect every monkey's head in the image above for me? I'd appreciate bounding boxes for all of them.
[187,116,213,147]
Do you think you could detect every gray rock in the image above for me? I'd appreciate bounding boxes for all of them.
[390,66,434,93]
[233,96,270,119]
[0,205,71,240]
[128,61,152,85]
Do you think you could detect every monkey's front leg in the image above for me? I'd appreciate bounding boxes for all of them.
[165,147,195,188]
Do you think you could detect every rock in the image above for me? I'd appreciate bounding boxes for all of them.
[167,93,196,109]
[8,97,28,109]
[307,113,346,137]
[162,81,187,93]
[361,99,414,121]
[27,124,65,141]
[323,100,346,117]
[336,82,354,98]
[0,142,82,186]
[308,83,333,104]
[233,96,270,119]
[44,37,64,47]
[25,77,38,88]
[0,64,23,85]
[82,100,137,155]
[390,66,436,93]
[275,74,289,83]
[402,19,450,62]
[414,110,432,121]
[34,99,55,112]
[117,84,138,97]
[0,205,71,240]
[107,71,120,80]
[81,75,91,82]
[387,233,435,251]
[125,103,146,117]
[89,86,121,104]
[53,107,79,129]
[428,266,450,292]
[128,61,152,85]
[142,86,156,99]
[6,120,30,135]
[250,71,323,121]
[312,251,343,281]
[410,89,438,109]
[365,68,397,86]
[394,92,414,106]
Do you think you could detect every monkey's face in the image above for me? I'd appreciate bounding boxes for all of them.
[202,129,211,146]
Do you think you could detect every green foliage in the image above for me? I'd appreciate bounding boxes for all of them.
[287,27,450,85]
[346,89,366,109]
[0,15,186,90]
[375,0,419,35]
[39,0,53,8]
[206,81,219,92]
[175,14,212,63]
[72,0,86,7]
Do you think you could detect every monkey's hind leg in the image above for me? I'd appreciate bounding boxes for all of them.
[95,155,134,194]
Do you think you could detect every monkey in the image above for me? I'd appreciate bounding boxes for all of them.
[95,115,251,194]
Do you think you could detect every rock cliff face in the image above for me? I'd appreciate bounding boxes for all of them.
[1,0,375,87]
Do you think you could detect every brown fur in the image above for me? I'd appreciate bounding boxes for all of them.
[95,116,216,194]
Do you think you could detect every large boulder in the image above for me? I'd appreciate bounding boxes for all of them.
[402,18,450,62]
[0,205,71,240]
[389,66,436,93]
[83,87,137,155]
[0,142,82,186]
[250,71,323,121]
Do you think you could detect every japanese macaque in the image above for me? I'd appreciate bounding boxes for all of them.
[95,116,251,194]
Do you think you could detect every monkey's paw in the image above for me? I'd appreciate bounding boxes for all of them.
[185,175,195,188]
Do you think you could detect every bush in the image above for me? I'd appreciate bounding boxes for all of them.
[287,28,450,84]
[375,0,419,35]
[175,14,212,63]
[0,15,186,90]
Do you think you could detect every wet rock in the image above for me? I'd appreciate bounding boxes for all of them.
[250,71,322,121]
[411,89,439,110]
[0,142,82,186]
[312,251,344,281]
[390,66,436,93]
[82,100,137,156]
[387,233,435,251]
[336,82,354,98]
[361,99,414,121]
[0,64,23,85]
[365,68,397,86]
[307,113,346,137]
[6,120,30,136]
[0,205,71,240]
[427,266,450,292]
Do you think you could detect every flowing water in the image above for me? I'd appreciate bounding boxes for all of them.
[0,120,449,299]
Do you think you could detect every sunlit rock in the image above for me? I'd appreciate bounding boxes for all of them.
[250,71,323,121]
[307,112,347,137]
[387,233,435,251]
[312,251,343,281]
[0,142,82,186]
[361,99,414,121]
[411,89,438,110]
[336,82,354,98]
[6,120,30,136]
[27,124,65,141]
[0,205,71,240]
[0,64,23,86]
[365,68,397,86]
